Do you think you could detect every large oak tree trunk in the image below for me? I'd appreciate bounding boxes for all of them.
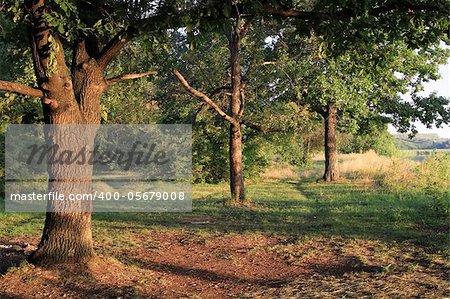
[229,20,246,203]
[32,212,93,264]
[25,0,108,265]
[30,82,103,265]
[323,102,339,182]
[30,131,97,265]
[31,125,99,265]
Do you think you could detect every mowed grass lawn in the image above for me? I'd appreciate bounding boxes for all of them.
[0,177,449,298]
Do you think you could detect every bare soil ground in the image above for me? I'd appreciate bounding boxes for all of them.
[1,231,448,298]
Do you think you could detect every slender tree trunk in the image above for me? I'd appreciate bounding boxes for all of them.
[174,17,251,203]
[229,123,245,202]
[229,20,245,203]
[323,102,339,182]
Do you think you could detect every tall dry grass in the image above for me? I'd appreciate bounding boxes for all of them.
[262,163,299,180]
[336,150,449,210]
[337,150,410,181]
[268,151,448,200]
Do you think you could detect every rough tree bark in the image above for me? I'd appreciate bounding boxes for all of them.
[0,0,154,265]
[24,0,95,265]
[323,102,339,182]
[228,18,247,203]
[174,16,252,204]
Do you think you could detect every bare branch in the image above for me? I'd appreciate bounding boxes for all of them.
[0,80,44,98]
[262,61,277,65]
[107,71,157,84]
[238,80,246,118]
[97,27,136,68]
[173,70,239,126]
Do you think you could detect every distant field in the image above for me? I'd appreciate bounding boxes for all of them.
[400,149,450,161]
[394,133,450,151]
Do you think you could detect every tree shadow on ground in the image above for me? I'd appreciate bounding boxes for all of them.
[122,257,292,287]
[55,272,140,299]
[0,241,32,275]
[113,253,385,295]
[0,292,26,299]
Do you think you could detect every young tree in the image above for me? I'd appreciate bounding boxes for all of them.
[316,44,449,182]
[155,27,312,185]
[174,14,252,203]
[269,29,449,181]
[246,0,449,182]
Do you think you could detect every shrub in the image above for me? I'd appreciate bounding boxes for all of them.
[414,154,450,211]
[339,127,398,157]
[382,153,450,212]
[381,158,417,193]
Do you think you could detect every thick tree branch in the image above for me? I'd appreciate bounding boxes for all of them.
[72,36,101,72]
[0,80,44,98]
[97,27,136,69]
[308,104,327,118]
[106,71,157,84]
[264,7,327,19]
[265,1,448,20]
[72,39,91,72]
[173,70,239,126]
[25,0,79,118]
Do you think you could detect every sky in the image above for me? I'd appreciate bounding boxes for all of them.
[388,60,450,138]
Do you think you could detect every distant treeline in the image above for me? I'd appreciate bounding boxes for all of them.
[394,134,450,150]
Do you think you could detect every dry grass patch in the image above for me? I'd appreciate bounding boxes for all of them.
[262,163,299,180]
[338,150,401,180]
